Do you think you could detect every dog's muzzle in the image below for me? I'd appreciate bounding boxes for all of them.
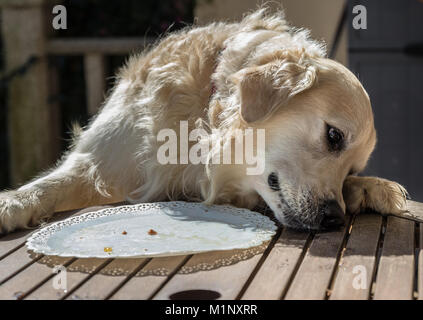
[319,200,345,230]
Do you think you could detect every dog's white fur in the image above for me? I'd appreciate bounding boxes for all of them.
[0,8,407,233]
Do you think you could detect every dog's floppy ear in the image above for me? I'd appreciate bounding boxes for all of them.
[231,54,317,123]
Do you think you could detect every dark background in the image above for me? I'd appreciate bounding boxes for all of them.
[348,0,423,201]
[1,0,422,201]
[0,18,6,189]
[0,0,195,190]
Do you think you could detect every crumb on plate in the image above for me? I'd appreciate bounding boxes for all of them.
[148,229,157,235]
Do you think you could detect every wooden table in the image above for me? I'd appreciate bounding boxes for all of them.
[1,201,422,300]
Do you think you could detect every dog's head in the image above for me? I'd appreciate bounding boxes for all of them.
[233,51,376,231]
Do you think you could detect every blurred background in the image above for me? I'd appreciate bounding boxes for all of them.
[0,0,422,201]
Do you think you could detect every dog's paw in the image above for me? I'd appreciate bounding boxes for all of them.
[343,176,408,215]
[0,190,45,234]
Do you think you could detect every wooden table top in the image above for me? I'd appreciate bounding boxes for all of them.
[1,201,422,300]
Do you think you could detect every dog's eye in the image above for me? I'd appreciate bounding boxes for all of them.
[268,172,281,191]
[327,125,344,152]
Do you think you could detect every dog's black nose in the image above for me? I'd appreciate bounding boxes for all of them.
[320,200,345,230]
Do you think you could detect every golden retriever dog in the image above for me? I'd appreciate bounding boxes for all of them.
[0,8,408,233]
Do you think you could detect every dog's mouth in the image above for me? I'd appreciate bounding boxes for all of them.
[258,191,320,231]
[271,198,346,232]
[274,201,322,231]
[262,173,317,230]
[264,172,346,231]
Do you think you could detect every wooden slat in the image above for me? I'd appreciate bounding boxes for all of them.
[109,256,188,300]
[0,246,41,285]
[24,258,111,300]
[0,230,31,259]
[0,208,84,261]
[1,204,126,300]
[2,202,421,300]
[373,216,414,300]
[240,229,309,300]
[330,214,382,300]
[284,222,349,300]
[153,244,270,300]
[0,255,74,299]
[84,53,106,116]
[0,208,102,288]
[65,258,147,300]
[47,38,154,55]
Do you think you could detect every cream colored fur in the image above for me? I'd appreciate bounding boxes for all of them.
[0,8,407,233]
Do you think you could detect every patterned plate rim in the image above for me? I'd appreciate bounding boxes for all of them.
[26,201,277,258]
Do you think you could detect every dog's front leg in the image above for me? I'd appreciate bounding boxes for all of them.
[342,175,408,215]
[0,152,120,234]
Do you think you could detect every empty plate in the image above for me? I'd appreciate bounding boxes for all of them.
[26,201,277,258]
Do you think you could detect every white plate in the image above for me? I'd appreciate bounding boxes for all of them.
[26,201,277,258]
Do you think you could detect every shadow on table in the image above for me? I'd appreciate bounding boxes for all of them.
[28,242,269,276]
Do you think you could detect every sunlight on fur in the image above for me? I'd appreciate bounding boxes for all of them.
[0,6,408,233]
